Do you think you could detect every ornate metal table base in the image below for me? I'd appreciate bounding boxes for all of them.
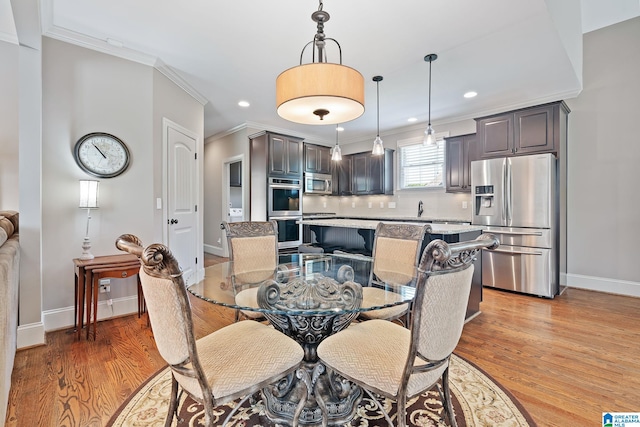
[262,362,362,426]
[258,274,363,426]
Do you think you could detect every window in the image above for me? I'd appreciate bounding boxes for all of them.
[397,134,447,190]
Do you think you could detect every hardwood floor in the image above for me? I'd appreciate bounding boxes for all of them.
[6,253,640,426]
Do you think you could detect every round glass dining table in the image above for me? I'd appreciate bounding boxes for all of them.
[187,252,417,426]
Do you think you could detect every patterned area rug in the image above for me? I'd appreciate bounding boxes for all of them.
[107,354,535,427]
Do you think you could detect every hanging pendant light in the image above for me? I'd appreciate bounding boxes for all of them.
[331,124,342,161]
[276,0,365,125]
[371,75,384,155]
[423,53,438,146]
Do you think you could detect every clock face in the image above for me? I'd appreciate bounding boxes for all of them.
[74,132,130,178]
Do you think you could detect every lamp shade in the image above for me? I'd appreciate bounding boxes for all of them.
[79,180,99,208]
[276,63,365,125]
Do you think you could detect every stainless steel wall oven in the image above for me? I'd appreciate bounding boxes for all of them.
[268,177,302,217]
[271,216,303,249]
[268,177,303,249]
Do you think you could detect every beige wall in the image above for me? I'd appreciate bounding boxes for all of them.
[203,126,260,256]
[12,37,205,339]
[565,16,640,293]
[41,37,155,322]
[0,41,19,209]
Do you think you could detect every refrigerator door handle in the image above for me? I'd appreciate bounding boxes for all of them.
[506,158,512,223]
[488,247,544,256]
[492,230,543,236]
[501,160,507,222]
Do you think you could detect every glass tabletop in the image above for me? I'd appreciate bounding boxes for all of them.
[187,253,416,316]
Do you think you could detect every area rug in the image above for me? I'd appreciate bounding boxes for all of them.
[107,354,535,427]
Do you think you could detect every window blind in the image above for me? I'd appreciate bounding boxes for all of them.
[399,140,445,189]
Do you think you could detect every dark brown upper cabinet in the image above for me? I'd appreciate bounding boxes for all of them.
[475,101,569,159]
[332,155,352,196]
[445,133,476,193]
[268,133,303,178]
[304,143,331,175]
[351,149,394,195]
[229,161,242,187]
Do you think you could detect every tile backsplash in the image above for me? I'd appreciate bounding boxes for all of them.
[303,190,473,221]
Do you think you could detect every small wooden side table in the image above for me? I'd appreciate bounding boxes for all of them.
[73,254,140,340]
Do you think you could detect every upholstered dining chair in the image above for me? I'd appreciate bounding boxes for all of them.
[317,234,500,427]
[115,234,304,427]
[358,222,431,324]
[221,220,279,322]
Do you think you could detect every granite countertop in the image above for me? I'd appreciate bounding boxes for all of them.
[298,218,484,235]
[301,213,471,224]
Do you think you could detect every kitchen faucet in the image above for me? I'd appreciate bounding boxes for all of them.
[418,200,424,217]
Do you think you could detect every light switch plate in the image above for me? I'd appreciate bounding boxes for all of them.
[388,202,396,208]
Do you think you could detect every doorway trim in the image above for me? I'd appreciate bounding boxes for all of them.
[221,153,246,257]
[162,117,203,281]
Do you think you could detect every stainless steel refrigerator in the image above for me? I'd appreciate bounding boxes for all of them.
[471,153,561,298]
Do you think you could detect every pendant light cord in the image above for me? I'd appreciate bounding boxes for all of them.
[376,80,380,137]
[373,75,383,136]
[428,59,432,127]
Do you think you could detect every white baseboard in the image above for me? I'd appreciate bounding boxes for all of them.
[567,273,640,298]
[204,243,224,257]
[40,295,139,335]
[17,322,45,349]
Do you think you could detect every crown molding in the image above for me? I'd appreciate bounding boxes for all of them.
[207,121,333,146]
[40,2,208,107]
[154,59,208,106]
[0,31,18,45]
[43,25,157,65]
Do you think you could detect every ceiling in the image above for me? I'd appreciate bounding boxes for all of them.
[3,0,640,144]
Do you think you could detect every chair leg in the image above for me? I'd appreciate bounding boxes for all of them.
[362,388,394,427]
[222,393,253,426]
[397,392,408,427]
[165,375,179,427]
[441,367,458,427]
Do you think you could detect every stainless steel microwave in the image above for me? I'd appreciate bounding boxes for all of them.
[304,173,332,195]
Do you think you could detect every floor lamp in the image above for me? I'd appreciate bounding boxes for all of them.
[79,180,99,260]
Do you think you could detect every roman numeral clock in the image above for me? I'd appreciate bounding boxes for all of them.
[74,132,130,178]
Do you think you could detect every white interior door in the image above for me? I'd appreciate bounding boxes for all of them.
[167,124,198,285]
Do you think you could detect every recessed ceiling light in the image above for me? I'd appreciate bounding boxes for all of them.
[238,101,250,107]
[463,91,478,98]
[407,117,417,122]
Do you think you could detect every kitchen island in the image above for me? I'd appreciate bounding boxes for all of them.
[298,218,485,319]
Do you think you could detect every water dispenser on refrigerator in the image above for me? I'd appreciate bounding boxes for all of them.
[474,185,495,217]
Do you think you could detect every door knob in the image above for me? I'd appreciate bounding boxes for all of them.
[170,219,179,224]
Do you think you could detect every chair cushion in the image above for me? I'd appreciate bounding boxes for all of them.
[358,287,408,321]
[235,287,263,319]
[231,236,277,284]
[175,320,303,402]
[373,237,418,285]
[317,319,446,398]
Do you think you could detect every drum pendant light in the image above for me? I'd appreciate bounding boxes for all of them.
[423,53,438,146]
[331,124,342,161]
[276,1,365,125]
[371,76,384,155]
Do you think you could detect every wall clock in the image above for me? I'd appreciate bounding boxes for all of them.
[74,132,130,178]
